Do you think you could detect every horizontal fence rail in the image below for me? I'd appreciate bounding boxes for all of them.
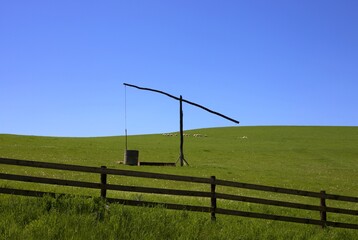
[215,179,358,202]
[0,187,211,213]
[0,157,357,230]
[0,173,212,198]
[0,157,210,183]
[215,193,358,216]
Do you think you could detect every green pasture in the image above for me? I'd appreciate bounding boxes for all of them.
[0,126,357,239]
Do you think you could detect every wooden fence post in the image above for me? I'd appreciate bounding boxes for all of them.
[211,176,217,221]
[100,166,107,198]
[320,190,327,228]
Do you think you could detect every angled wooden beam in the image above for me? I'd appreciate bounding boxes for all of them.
[123,83,240,125]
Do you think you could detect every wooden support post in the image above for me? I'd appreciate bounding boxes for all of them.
[100,166,107,198]
[320,190,327,228]
[178,95,189,166]
[179,95,184,166]
[211,176,217,221]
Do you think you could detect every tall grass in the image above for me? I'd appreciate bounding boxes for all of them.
[1,194,356,240]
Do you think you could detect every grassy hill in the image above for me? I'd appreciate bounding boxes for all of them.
[1,126,357,239]
[1,126,357,194]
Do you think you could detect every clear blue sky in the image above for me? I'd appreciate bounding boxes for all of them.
[1,1,357,137]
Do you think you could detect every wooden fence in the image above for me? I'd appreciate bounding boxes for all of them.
[0,157,357,230]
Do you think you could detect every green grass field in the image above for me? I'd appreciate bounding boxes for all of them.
[1,126,357,239]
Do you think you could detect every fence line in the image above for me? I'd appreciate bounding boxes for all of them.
[0,157,210,183]
[2,157,357,202]
[0,157,357,230]
[215,179,358,202]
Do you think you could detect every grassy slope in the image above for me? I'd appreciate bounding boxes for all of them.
[1,126,357,239]
[1,126,357,194]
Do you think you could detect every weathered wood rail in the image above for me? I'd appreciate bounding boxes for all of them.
[0,157,357,230]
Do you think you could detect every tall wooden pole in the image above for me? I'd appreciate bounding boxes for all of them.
[179,95,184,166]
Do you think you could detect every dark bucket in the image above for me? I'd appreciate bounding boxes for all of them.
[124,150,139,166]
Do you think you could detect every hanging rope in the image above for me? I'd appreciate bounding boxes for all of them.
[124,85,128,151]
